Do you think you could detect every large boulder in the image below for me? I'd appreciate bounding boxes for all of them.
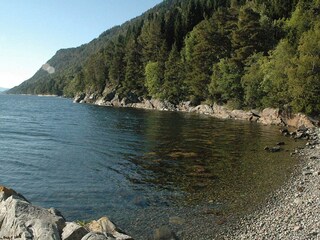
[177,101,192,112]
[212,104,232,119]
[191,105,214,115]
[62,222,88,240]
[149,99,176,111]
[0,186,66,240]
[85,217,132,240]
[230,109,253,121]
[258,108,284,125]
[131,99,154,110]
[0,186,134,240]
[73,93,86,103]
[284,113,314,129]
[81,232,114,240]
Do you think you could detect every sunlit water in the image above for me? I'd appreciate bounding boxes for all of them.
[0,94,303,239]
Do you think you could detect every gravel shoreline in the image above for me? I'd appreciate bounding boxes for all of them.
[218,127,320,240]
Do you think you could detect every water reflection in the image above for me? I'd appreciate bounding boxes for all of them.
[115,110,302,214]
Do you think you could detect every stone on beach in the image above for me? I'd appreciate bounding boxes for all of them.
[0,186,133,240]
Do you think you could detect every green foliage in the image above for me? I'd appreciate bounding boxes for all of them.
[288,23,320,114]
[184,15,232,103]
[241,53,266,108]
[9,0,320,115]
[108,36,126,86]
[145,61,162,98]
[163,44,185,103]
[260,39,295,108]
[209,58,243,105]
[122,39,145,95]
[232,4,269,64]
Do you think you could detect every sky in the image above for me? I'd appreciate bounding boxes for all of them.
[0,0,163,89]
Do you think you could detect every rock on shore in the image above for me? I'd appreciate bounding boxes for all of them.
[73,92,317,129]
[0,186,133,240]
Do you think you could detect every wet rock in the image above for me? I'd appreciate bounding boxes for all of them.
[167,151,198,158]
[264,146,281,152]
[249,115,260,122]
[280,128,290,136]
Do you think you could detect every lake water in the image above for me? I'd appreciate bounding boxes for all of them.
[0,94,303,239]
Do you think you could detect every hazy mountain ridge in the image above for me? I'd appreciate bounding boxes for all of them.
[0,87,8,92]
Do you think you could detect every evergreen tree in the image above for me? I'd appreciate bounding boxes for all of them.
[145,61,162,98]
[241,53,266,108]
[163,44,185,103]
[232,5,267,64]
[122,38,145,95]
[209,58,243,106]
[108,36,126,86]
[138,19,165,63]
[260,39,295,108]
[184,17,231,103]
[288,23,320,114]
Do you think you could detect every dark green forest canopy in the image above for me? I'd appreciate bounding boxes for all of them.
[8,0,320,115]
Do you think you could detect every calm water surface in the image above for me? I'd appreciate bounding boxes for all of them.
[0,94,303,239]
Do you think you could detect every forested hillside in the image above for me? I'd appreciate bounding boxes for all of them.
[9,0,320,115]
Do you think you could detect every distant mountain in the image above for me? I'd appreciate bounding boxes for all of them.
[0,87,8,92]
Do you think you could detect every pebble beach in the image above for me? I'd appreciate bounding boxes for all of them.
[220,127,320,240]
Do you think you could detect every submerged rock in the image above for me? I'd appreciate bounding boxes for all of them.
[264,146,282,152]
[153,226,178,240]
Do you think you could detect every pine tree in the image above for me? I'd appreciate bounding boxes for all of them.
[288,23,320,114]
[163,44,185,103]
[145,61,162,98]
[108,36,126,86]
[232,5,267,64]
[122,38,145,95]
[184,17,231,103]
[138,19,165,64]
